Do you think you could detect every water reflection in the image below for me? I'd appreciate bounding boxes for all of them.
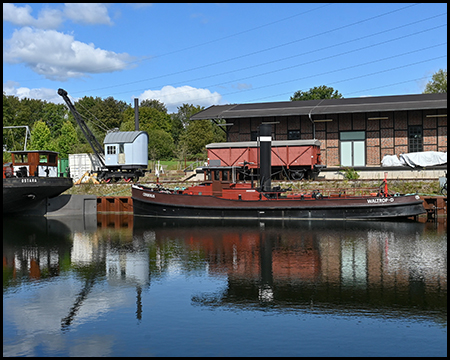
[133,218,447,324]
[3,215,447,331]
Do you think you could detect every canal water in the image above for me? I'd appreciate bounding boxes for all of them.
[3,215,447,357]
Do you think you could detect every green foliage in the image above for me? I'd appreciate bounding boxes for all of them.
[148,129,175,160]
[423,68,447,94]
[3,92,223,161]
[121,107,172,133]
[290,85,343,101]
[140,99,168,113]
[57,120,79,158]
[41,102,67,137]
[29,120,53,151]
[181,119,216,157]
[341,167,360,180]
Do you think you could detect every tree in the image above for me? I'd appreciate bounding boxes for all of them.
[41,102,67,137]
[56,120,79,158]
[181,119,216,158]
[148,129,175,160]
[140,99,167,113]
[29,120,52,151]
[290,85,343,101]
[170,103,205,144]
[423,69,447,94]
[120,106,172,133]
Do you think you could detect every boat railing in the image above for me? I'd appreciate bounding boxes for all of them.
[287,185,387,198]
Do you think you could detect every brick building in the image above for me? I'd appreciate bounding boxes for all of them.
[191,93,447,169]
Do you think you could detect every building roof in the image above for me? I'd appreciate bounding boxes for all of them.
[191,93,447,120]
[103,130,148,144]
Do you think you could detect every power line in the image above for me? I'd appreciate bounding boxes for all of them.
[156,54,446,106]
[97,14,446,98]
[100,24,446,102]
[248,58,446,103]
[74,3,422,96]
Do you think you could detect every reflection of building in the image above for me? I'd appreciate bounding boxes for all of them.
[143,221,446,319]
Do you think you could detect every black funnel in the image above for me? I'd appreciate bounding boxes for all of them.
[134,98,139,131]
[259,124,272,192]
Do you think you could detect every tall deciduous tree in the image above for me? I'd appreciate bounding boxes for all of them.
[140,99,168,113]
[181,119,216,158]
[423,69,447,94]
[290,85,343,101]
[56,120,79,158]
[29,120,52,151]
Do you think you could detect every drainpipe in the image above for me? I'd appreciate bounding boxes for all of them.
[308,99,325,140]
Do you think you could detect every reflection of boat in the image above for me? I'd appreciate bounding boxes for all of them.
[3,150,73,214]
[132,124,425,220]
[131,218,446,322]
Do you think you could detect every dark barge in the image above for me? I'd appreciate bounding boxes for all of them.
[3,150,73,215]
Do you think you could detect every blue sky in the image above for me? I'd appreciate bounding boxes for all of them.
[3,3,447,113]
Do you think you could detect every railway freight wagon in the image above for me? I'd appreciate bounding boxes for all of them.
[206,139,325,180]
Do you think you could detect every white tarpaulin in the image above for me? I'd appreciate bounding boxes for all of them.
[382,151,447,168]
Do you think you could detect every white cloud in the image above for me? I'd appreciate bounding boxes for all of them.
[138,85,222,113]
[3,3,64,29]
[3,27,135,81]
[3,81,64,104]
[63,3,112,25]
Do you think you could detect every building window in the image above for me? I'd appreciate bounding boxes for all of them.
[107,146,116,155]
[288,130,301,140]
[408,126,423,152]
[250,131,258,141]
[340,131,366,167]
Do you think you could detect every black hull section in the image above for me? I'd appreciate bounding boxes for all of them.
[132,193,426,221]
[3,177,73,214]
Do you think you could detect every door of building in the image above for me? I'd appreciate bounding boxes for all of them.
[340,131,365,167]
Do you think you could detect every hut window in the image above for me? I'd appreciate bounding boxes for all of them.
[119,144,125,154]
[107,146,116,155]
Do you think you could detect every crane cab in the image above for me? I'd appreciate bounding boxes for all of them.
[103,131,148,170]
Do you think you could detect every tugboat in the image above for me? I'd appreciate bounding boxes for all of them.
[3,150,73,215]
[132,124,425,221]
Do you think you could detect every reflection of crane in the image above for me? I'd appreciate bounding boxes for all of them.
[58,88,148,182]
[61,275,97,331]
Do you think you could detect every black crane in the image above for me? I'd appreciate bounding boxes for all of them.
[58,88,107,169]
[58,88,148,182]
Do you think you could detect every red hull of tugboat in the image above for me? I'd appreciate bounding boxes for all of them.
[131,184,426,220]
